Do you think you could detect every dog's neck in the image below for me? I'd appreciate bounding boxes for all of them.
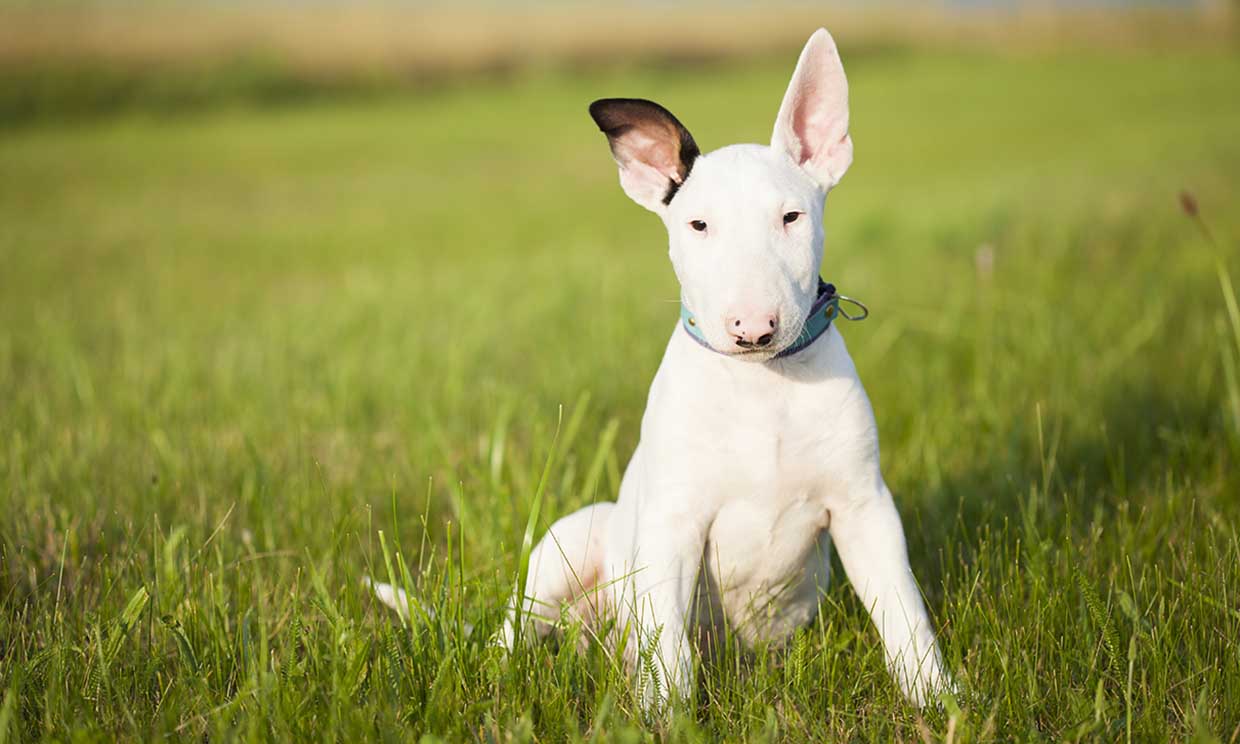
[679,279,865,360]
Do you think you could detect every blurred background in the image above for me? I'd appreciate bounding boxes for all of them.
[2,1,1237,124]
[2,1,1239,739]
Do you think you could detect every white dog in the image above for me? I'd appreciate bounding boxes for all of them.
[376,28,950,711]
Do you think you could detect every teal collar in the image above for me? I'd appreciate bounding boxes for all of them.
[680,279,867,359]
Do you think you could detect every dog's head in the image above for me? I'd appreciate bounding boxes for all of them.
[590,29,852,361]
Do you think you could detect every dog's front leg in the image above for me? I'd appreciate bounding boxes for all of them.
[622,512,709,714]
[829,479,951,706]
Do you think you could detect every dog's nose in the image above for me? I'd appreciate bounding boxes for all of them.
[726,312,778,348]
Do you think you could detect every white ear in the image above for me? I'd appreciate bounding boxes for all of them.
[771,28,853,190]
[590,98,700,212]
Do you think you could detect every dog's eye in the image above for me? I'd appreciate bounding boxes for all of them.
[783,211,802,225]
[689,220,707,232]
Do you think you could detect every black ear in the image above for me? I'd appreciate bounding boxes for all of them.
[589,98,700,211]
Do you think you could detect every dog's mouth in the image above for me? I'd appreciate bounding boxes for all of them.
[705,326,800,359]
[723,343,784,359]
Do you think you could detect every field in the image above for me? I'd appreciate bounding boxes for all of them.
[2,34,1240,741]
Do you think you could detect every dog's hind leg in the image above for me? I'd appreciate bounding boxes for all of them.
[498,501,614,649]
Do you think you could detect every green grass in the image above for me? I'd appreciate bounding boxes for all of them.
[2,47,1240,741]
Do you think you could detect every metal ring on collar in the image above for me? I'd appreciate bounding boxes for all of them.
[836,295,869,321]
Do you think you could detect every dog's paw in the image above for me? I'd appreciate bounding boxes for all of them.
[493,617,517,651]
[634,647,694,721]
[899,663,957,709]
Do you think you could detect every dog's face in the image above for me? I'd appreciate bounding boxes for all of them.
[590,29,853,361]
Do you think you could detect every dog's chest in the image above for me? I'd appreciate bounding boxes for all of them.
[708,394,854,643]
[700,368,850,499]
[700,463,831,644]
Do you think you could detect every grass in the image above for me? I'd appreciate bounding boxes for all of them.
[2,44,1240,741]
